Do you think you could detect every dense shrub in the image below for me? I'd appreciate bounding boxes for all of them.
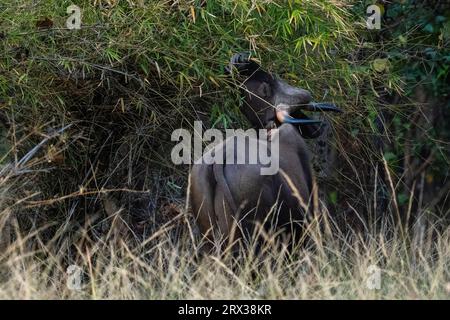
[0,0,448,246]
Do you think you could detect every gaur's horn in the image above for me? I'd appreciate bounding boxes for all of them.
[282,118,322,125]
[276,110,322,125]
[304,102,342,113]
[225,52,260,76]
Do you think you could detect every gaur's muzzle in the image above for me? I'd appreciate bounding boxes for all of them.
[276,102,342,125]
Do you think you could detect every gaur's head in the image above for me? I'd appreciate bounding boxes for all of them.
[226,52,341,138]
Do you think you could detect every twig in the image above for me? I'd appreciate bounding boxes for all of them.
[16,124,72,168]
[25,188,150,207]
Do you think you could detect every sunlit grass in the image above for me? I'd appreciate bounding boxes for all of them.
[0,199,448,299]
[0,0,448,300]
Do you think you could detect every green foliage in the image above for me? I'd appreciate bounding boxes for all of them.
[0,1,448,300]
[386,2,449,177]
[0,0,447,235]
[0,0,359,121]
[352,1,449,207]
[0,0,365,231]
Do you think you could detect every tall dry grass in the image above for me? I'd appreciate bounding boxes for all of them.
[0,164,448,300]
[0,0,448,300]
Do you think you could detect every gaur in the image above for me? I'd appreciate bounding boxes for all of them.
[189,53,341,252]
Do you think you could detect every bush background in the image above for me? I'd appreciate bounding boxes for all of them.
[0,0,449,299]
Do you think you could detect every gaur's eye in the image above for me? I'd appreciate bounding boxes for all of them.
[257,82,271,98]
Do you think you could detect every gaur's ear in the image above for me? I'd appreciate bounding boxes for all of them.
[225,52,260,76]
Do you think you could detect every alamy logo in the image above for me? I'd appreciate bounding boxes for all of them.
[366,264,381,290]
[171,121,280,175]
[66,264,83,291]
[366,5,381,30]
[66,5,82,30]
